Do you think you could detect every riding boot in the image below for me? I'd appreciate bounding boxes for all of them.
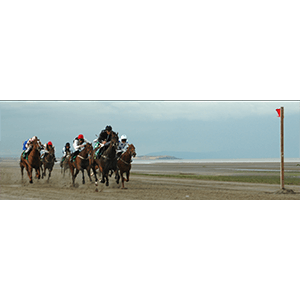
[23,147,31,159]
[72,151,79,162]
[97,147,104,159]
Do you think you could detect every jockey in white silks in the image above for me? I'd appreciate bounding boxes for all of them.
[71,134,90,161]
[117,135,129,158]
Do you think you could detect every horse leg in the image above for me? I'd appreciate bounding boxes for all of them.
[126,171,130,182]
[41,163,45,179]
[20,164,24,181]
[115,169,120,184]
[100,171,105,184]
[87,166,92,183]
[105,173,109,186]
[81,169,85,184]
[27,165,33,184]
[37,164,41,179]
[73,169,80,184]
[48,167,52,182]
[120,171,126,189]
[69,164,76,186]
[92,165,99,185]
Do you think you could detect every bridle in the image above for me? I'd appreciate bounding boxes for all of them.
[118,146,136,165]
[77,144,93,161]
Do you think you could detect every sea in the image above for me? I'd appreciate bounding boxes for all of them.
[132,158,300,164]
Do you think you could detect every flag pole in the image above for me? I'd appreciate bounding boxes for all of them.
[280,106,284,190]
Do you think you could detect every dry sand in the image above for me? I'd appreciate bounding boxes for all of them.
[1,159,300,200]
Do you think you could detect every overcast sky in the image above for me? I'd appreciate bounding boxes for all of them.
[1,100,299,158]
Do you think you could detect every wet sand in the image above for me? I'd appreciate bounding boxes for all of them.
[1,159,300,200]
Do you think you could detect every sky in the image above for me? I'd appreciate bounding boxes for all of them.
[1,100,300,159]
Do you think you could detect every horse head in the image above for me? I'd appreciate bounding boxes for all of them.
[128,144,136,157]
[110,132,119,149]
[48,146,55,158]
[30,139,42,152]
[84,143,93,156]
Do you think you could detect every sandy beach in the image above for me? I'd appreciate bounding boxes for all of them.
[1,159,300,200]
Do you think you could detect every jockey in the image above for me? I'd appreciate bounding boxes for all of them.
[41,141,56,161]
[22,136,42,158]
[117,134,129,158]
[71,134,90,161]
[95,125,117,158]
[62,142,72,160]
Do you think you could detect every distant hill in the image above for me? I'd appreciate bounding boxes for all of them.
[135,155,180,160]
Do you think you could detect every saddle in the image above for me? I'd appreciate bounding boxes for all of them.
[71,153,78,162]
[22,151,29,160]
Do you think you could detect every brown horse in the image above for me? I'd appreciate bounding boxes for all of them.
[92,132,119,187]
[68,143,93,186]
[117,144,136,189]
[60,149,71,177]
[20,139,42,183]
[41,146,56,181]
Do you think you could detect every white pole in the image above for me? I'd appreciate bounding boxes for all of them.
[280,107,284,190]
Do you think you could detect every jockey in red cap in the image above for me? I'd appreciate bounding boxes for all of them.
[41,141,56,161]
[71,134,90,162]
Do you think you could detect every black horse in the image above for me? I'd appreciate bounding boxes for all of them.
[41,146,56,181]
[92,132,120,187]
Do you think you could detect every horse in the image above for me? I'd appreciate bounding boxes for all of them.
[92,132,120,187]
[60,149,71,177]
[68,143,93,186]
[117,144,136,189]
[41,146,56,181]
[20,139,42,183]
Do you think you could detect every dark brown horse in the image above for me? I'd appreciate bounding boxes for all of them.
[117,144,136,189]
[92,132,119,187]
[41,146,56,181]
[20,139,42,183]
[60,149,71,177]
[68,143,93,186]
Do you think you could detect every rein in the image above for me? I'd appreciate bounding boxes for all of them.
[118,149,134,165]
[118,157,130,165]
[77,155,90,160]
[76,143,93,161]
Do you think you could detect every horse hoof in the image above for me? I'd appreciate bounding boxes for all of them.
[30,180,33,184]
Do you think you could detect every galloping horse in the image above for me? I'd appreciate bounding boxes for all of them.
[92,132,119,187]
[117,144,136,189]
[60,149,71,177]
[20,139,42,183]
[68,143,93,186]
[41,146,56,181]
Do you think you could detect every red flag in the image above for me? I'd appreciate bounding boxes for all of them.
[276,109,281,117]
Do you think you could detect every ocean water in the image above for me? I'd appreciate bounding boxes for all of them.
[132,158,300,164]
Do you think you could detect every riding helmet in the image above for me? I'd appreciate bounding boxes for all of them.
[105,125,112,131]
[48,141,53,146]
[78,134,84,139]
[121,135,127,140]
